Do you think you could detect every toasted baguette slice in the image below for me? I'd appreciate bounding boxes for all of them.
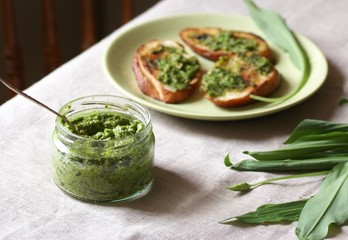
[132,40,202,103]
[179,27,272,61]
[202,54,280,107]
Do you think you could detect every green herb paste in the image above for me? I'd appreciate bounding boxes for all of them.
[68,112,144,140]
[244,53,272,75]
[203,67,247,97]
[153,45,200,91]
[202,53,273,98]
[52,111,154,202]
[192,31,258,53]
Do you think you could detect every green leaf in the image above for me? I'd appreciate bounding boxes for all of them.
[231,157,348,172]
[285,119,348,144]
[244,141,348,161]
[296,162,348,240]
[244,0,310,103]
[288,132,348,144]
[221,199,308,224]
[224,154,232,167]
[244,0,303,70]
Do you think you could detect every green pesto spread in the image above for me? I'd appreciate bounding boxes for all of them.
[202,54,273,98]
[67,112,144,140]
[244,53,272,75]
[203,67,247,97]
[151,45,200,91]
[192,31,258,53]
[52,111,154,202]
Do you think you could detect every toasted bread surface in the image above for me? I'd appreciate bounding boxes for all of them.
[202,54,280,107]
[179,27,272,61]
[132,40,202,103]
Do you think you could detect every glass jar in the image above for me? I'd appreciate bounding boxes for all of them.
[52,95,154,202]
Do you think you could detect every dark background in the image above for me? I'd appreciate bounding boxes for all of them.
[0,0,160,104]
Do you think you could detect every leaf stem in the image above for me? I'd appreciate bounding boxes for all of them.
[228,171,329,191]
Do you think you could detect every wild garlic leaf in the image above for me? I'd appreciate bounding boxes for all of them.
[285,119,348,144]
[224,154,233,167]
[221,199,308,224]
[244,0,310,103]
[287,132,348,145]
[296,162,348,240]
[244,0,303,69]
[244,140,348,161]
[232,157,348,172]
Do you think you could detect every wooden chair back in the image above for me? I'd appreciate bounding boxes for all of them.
[0,0,134,98]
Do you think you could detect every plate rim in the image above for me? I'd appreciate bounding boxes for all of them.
[102,13,328,121]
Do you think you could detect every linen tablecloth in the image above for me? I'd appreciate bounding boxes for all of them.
[1,0,348,239]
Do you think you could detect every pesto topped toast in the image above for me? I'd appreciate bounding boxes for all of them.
[132,39,202,103]
[179,27,273,61]
[201,53,280,107]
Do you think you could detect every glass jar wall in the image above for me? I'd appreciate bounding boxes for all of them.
[52,95,154,202]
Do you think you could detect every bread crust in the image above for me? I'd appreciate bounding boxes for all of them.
[202,55,280,107]
[131,40,202,103]
[179,27,272,61]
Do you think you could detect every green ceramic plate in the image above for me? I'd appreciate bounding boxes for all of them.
[102,14,328,120]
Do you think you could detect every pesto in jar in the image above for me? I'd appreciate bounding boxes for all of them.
[67,112,144,140]
[52,109,154,202]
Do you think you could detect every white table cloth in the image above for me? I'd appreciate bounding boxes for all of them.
[1,0,348,239]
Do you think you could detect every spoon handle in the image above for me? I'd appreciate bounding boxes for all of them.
[0,78,78,133]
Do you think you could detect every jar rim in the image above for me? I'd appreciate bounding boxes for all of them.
[55,95,152,143]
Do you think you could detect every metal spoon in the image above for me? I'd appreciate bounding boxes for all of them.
[0,78,78,133]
